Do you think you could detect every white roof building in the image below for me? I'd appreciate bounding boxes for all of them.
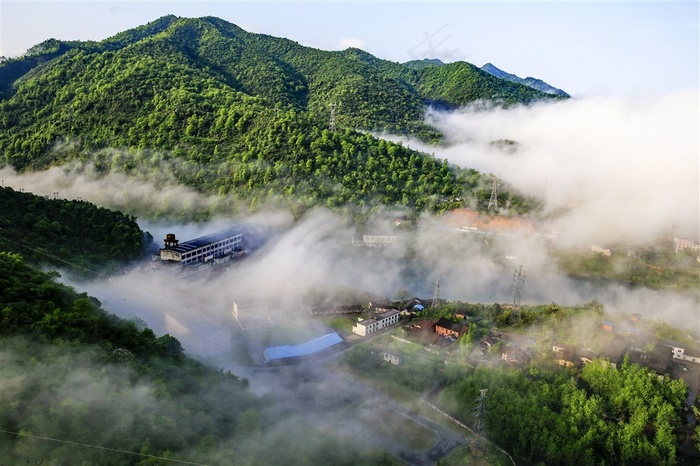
[352,309,400,336]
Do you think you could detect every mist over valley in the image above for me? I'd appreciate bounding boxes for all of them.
[1,12,699,466]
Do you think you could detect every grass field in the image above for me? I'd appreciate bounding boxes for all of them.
[365,408,436,450]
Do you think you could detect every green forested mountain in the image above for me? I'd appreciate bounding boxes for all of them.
[0,15,554,215]
[0,187,149,274]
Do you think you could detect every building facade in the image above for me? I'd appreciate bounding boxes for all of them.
[352,309,400,336]
[674,237,700,253]
[352,235,398,247]
[383,352,401,365]
[672,347,700,364]
[160,228,243,265]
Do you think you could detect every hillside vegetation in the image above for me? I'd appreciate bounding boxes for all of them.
[0,15,557,216]
[554,244,700,292]
[0,187,149,275]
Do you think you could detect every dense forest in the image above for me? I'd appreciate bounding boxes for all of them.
[440,360,686,465]
[0,187,149,275]
[0,15,552,217]
[0,252,399,465]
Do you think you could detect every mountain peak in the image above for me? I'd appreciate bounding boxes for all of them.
[481,63,569,97]
[403,58,444,70]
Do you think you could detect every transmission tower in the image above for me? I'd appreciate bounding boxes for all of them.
[512,265,526,319]
[487,179,499,210]
[473,388,488,435]
[329,102,337,132]
[431,277,441,308]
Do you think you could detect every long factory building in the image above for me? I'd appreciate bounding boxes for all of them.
[159,228,243,266]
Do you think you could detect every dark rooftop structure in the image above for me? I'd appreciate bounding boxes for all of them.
[404,297,430,312]
[159,228,244,265]
[578,348,599,365]
[627,340,673,375]
[164,228,243,255]
[601,334,629,365]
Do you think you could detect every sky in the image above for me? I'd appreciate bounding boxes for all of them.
[1,1,698,98]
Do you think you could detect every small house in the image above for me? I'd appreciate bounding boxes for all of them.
[383,352,401,365]
[435,318,468,339]
[601,334,628,366]
[552,343,576,367]
[501,346,529,365]
[578,348,599,365]
[552,343,570,353]
[672,346,700,365]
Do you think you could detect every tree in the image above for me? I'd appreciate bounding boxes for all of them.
[394,288,412,303]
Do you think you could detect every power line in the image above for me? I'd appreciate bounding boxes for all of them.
[0,429,209,465]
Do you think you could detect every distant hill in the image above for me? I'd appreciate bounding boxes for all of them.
[481,63,569,97]
[0,15,555,215]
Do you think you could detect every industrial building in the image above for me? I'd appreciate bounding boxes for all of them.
[351,234,398,247]
[352,309,401,336]
[159,228,243,266]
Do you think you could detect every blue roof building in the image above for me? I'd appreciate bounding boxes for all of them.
[264,333,343,363]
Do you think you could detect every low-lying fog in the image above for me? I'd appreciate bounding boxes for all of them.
[61,206,698,365]
[3,91,698,362]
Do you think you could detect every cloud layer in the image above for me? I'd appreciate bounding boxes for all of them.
[417,90,700,245]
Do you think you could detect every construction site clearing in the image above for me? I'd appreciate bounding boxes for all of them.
[440,208,540,237]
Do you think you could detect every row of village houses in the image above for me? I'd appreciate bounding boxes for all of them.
[350,304,700,375]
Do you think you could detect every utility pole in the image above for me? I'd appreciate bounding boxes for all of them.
[431,278,441,309]
[329,102,337,132]
[513,265,526,320]
[474,388,488,436]
[488,179,498,211]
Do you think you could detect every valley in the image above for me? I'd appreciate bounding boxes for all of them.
[0,8,698,465]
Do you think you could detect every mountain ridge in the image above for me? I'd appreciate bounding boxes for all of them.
[481,62,569,97]
[0,15,553,216]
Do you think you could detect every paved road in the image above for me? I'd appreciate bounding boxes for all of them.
[218,339,467,465]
